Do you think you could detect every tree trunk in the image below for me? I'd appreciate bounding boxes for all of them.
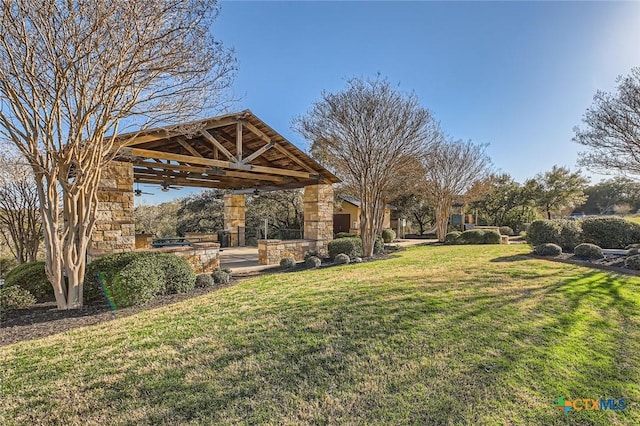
[434,199,452,242]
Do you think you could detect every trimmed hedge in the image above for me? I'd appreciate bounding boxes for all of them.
[334,253,350,265]
[457,229,500,245]
[280,256,296,270]
[574,243,604,260]
[526,219,582,251]
[305,256,322,269]
[625,255,640,270]
[445,231,461,244]
[534,243,562,256]
[4,261,52,302]
[334,232,357,239]
[84,252,196,307]
[381,229,396,243]
[581,217,640,249]
[195,274,215,288]
[374,235,385,254]
[328,237,363,259]
[212,269,231,284]
[0,285,36,310]
[499,226,514,236]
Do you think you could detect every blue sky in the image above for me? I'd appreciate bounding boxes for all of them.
[138,1,640,204]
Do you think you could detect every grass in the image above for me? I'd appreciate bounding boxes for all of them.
[2,244,640,425]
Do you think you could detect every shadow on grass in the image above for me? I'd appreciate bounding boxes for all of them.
[490,254,532,263]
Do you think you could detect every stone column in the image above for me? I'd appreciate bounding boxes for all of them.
[303,184,334,256]
[88,161,135,261]
[223,194,245,247]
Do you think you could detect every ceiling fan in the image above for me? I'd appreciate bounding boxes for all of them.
[158,181,182,192]
[134,182,154,197]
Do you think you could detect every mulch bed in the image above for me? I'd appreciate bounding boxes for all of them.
[531,253,640,277]
[0,285,230,347]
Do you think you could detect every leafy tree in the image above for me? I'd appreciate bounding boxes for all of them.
[246,190,304,239]
[0,1,235,309]
[470,174,537,232]
[175,191,224,236]
[574,67,640,176]
[422,136,492,241]
[579,177,640,215]
[390,193,434,235]
[134,202,181,238]
[533,166,588,219]
[296,77,434,256]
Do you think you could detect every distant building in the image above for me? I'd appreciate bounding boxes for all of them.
[333,196,392,235]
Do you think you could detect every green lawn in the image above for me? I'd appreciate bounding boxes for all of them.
[2,245,639,425]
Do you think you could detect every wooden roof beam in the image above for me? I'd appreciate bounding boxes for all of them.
[199,129,237,162]
[242,141,275,164]
[176,138,203,158]
[132,160,286,183]
[121,147,317,179]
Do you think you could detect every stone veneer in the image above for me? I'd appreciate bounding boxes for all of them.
[138,243,220,273]
[258,239,318,265]
[303,184,334,256]
[88,161,135,261]
[223,194,245,247]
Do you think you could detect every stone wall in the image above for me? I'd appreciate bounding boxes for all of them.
[223,194,245,247]
[88,161,135,260]
[138,243,220,273]
[303,184,334,256]
[258,239,318,265]
[135,234,153,249]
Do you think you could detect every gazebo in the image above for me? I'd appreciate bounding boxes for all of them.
[88,110,340,270]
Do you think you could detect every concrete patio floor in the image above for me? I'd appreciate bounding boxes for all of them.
[219,239,432,275]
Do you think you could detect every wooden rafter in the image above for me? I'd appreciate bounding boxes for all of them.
[175,138,203,158]
[132,160,286,183]
[272,143,317,173]
[199,129,237,162]
[236,121,243,161]
[242,142,274,164]
[121,147,318,179]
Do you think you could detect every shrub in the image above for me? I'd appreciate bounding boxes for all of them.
[626,243,640,250]
[459,229,486,244]
[160,254,196,294]
[445,231,461,244]
[526,220,562,247]
[628,248,640,256]
[0,257,18,279]
[381,229,396,243]
[574,243,604,259]
[4,261,52,302]
[334,232,357,239]
[374,235,384,254]
[483,230,502,244]
[212,269,231,284]
[84,252,196,306]
[0,285,36,310]
[557,219,583,251]
[625,254,640,270]
[499,226,514,236]
[110,256,166,307]
[581,216,640,248]
[351,257,363,263]
[328,237,363,259]
[304,250,321,261]
[305,256,322,269]
[534,243,562,256]
[334,253,350,265]
[195,274,214,288]
[526,219,582,251]
[280,256,296,270]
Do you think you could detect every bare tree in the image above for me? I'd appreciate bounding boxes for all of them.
[0,1,235,309]
[0,152,42,263]
[296,77,435,256]
[422,137,492,241]
[574,67,640,175]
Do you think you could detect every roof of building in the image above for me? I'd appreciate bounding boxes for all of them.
[114,110,340,191]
